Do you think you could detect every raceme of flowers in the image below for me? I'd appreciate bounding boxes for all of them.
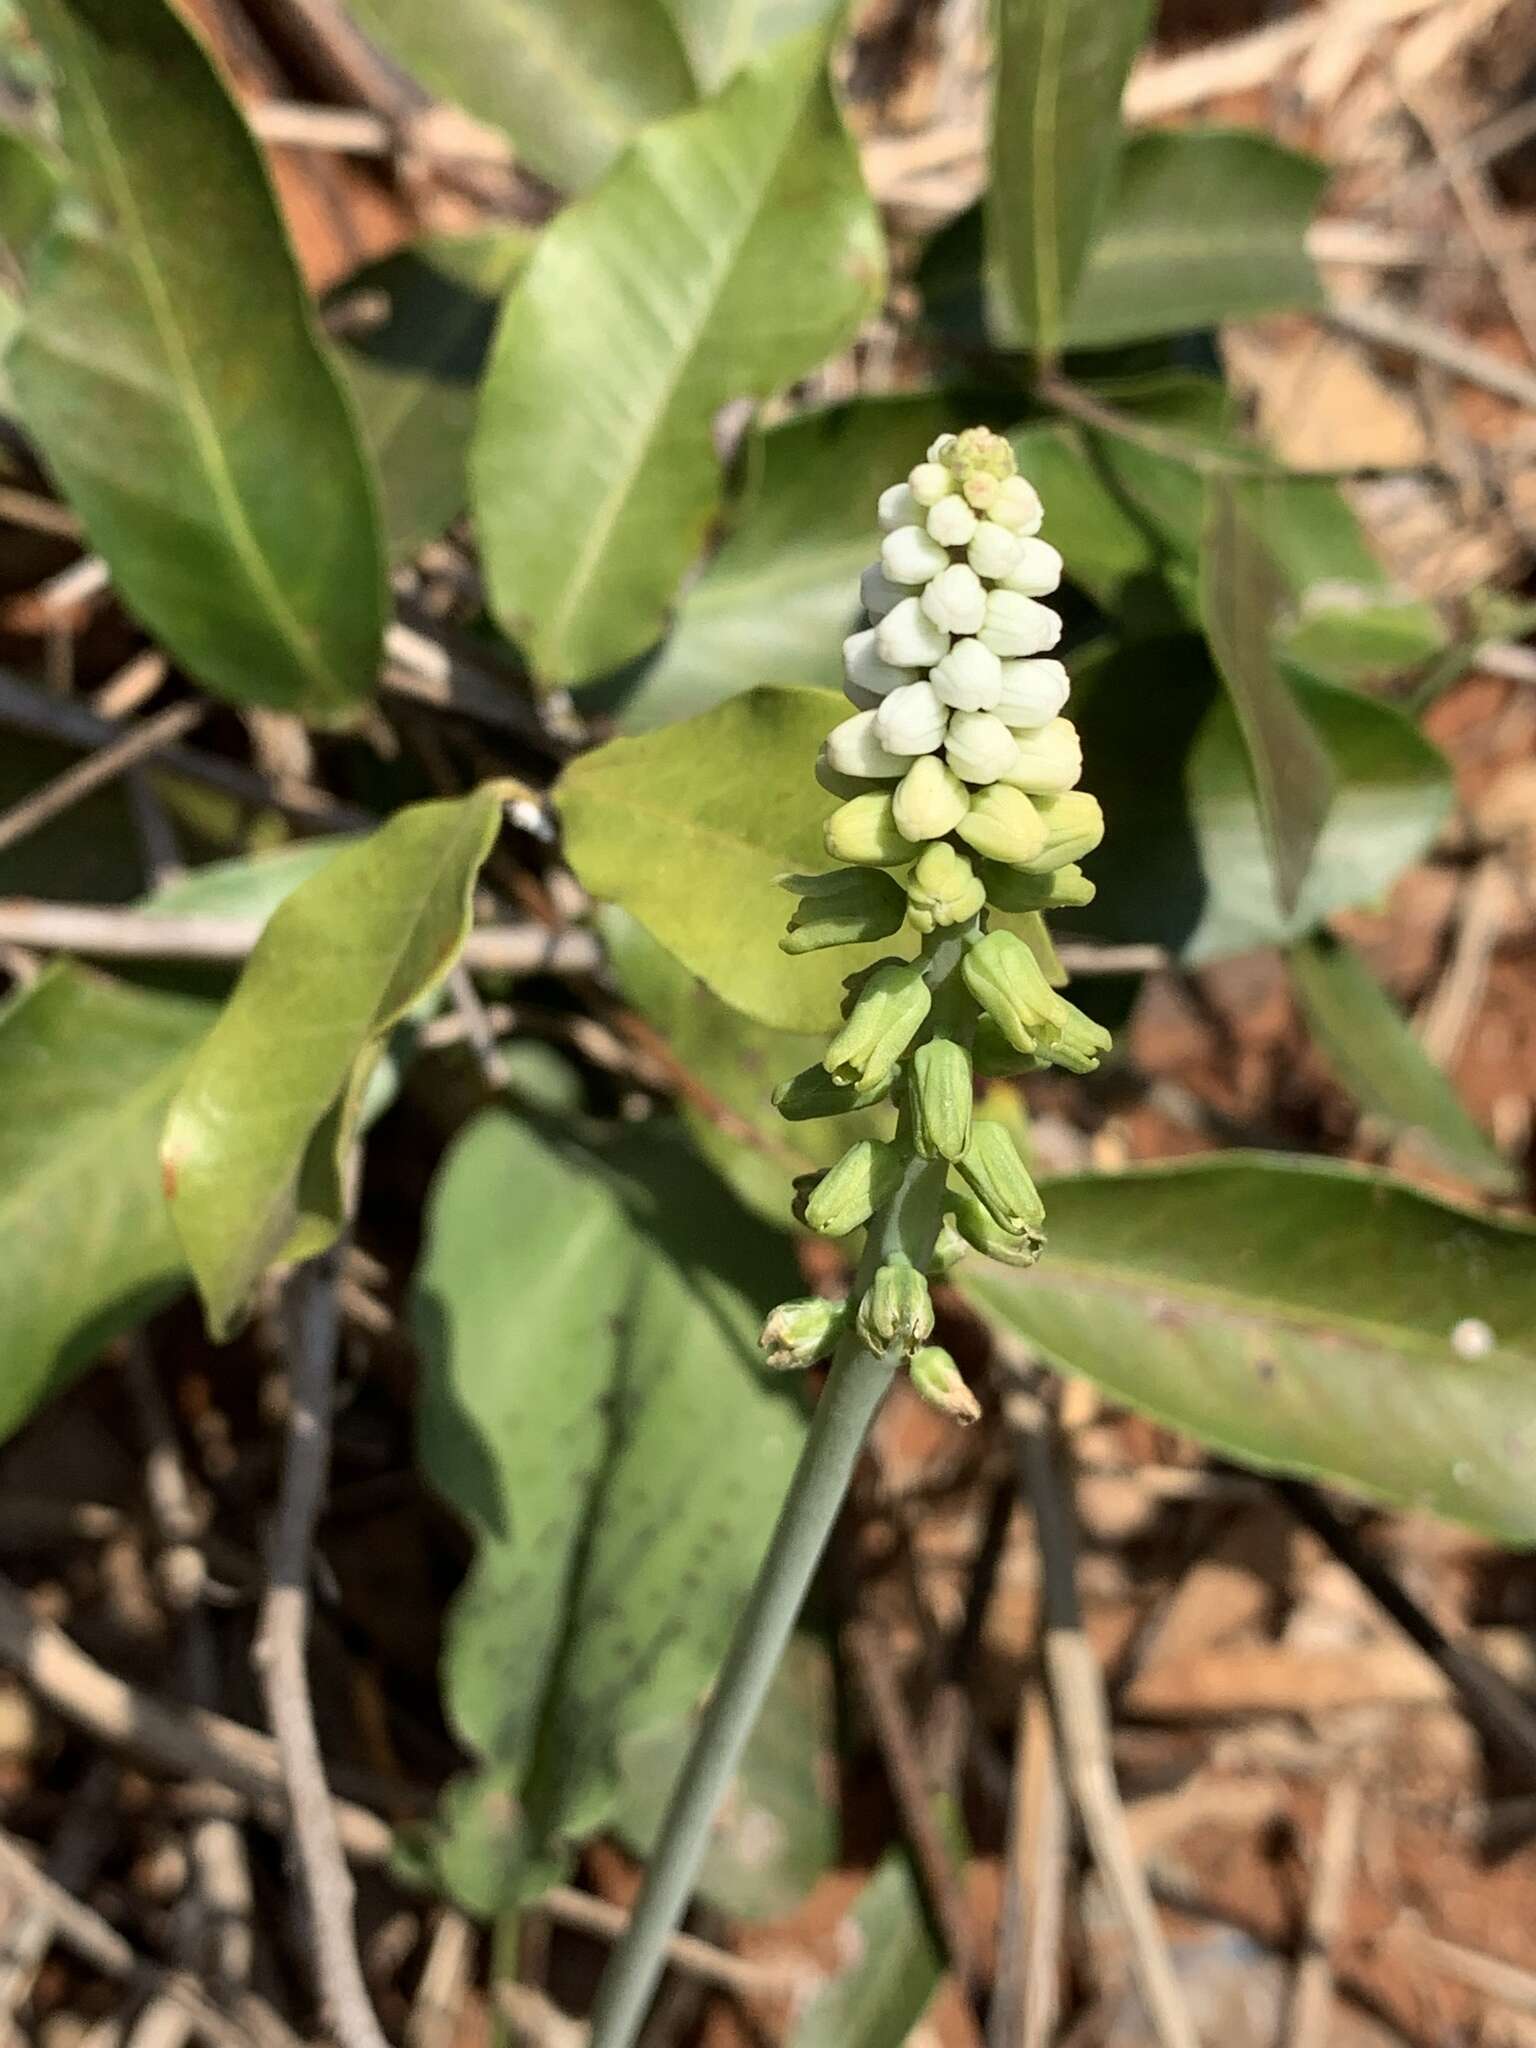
[760,426,1110,1423]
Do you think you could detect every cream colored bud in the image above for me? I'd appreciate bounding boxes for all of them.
[860,564,904,622]
[908,461,953,507]
[825,709,909,781]
[979,589,1062,659]
[877,482,921,531]
[882,524,949,586]
[945,709,1019,785]
[996,657,1070,729]
[967,520,1023,580]
[843,627,909,703]
[998,716,1082,795]
[1026,791,1105,871]
[926,432,957,462]
[920,563,986,637]
[876,678,948,756]
[892,755,969,841]
[930,637,1003,713]
[962,471,1000,511]
[990,474,1045,534]
[1001,538,1063,597]
[926,495,977,548]
[875,597,950,670]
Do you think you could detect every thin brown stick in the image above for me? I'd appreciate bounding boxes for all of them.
[1384,1915,1536,2017]
[252,1243,389,2048]
[0,1760,117,2047]
[0,700,205,855]
[1286,1776,1363,2048]
[990,1685,1068,2048]
[1007,1382,1200,2048]
[1327,298,1536,410]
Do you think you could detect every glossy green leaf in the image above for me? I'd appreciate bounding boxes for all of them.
[603,907,888,1221]
[1064,129,1324,347]
[786,1847,943,2047]
[611,395,960,731]
[0,119,60,258]
[965,1155,1536,1542]
[412,1110,805,1910]
[1201,477,1336,918]
[613,1631,837,1918]
[472,28,884,686]
[330,227,532,563]
[560,683,901,1034]
[147,839,349,922]
[0,966,212,1444]
[1289,932,1515,1193]
[985,0,1154,351]
[664,0,838,91]
[11,0,386,718]
[347,0,695,193]
[1063,637,1452,961]
[162,787,507,1340]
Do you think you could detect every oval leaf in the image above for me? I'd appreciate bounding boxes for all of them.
[12,0,386,718]
[162,787,508,1339]
[472,27,884,686]
[965,1155,1536,1543]
[664,0,839,92]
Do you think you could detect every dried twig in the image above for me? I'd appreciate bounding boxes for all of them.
[1385,1915,1536,2017]
[0,1761,116,2048]
[989,1686,1068,2048]
[0,699,205,856]
[1327,299,1536,410]
[1286,1776,1363,2048]
[252,1243,390,2048]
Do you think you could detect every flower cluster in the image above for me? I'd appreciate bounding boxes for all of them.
[761,427,1110,1423]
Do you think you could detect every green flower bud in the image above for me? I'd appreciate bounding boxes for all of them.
[956,784,1048,865]
[942,425,1016,488]
[928,1215,970,1275]
[947,1183,1045,1266]
[910,1038,973,1162]
[779,866,907,955]
[905,841,987,934]
[774,1061,894,1121]
[908,1345,982,1424]
[972,1015,1049,1078]
[805,1139,905,1238]
[823,960,931,1090]
[956,1118,1045,1235]
[961,928,1068,1055]
[978,860,1095,913]
[759,1295,851,1370]
[892,756,969,842]
[824,792,917,868]
[857,1258,934,1355]
[1024,791,1105,872]
[1041,1000,1112,1076]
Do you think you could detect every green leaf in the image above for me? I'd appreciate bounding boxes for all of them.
[472,27,884,686]
[964,1155,1536,1543]
[786,1847,943,2048]
[985,0,1154,352]
[0,118,61,258]
[1065,636,1452,961]
[330,227,532,563]
[603,907,888,1222]
[162,787,507,1340]
[1288,931,1516,1194]
[0,966,212,1444]
[11,0,386,718]
[560,683,899,1034]
[613,1631,838,1918]
[1063,129,1324,348]
[347,0,695,194]
[412,1110,805,1910]
[1201,476,1337,918]
[663,0,838,92]
[610,394,960,731]
[146,839,350,922]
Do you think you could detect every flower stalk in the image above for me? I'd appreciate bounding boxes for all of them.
[587,426,1109,2047]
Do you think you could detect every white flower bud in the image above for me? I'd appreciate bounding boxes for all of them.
[945,709,1019,785]
[882,524,950,587]
[843,627,909,703]
[931,637,1003,712]
[979,589,1062,659]
[920,563,986,637]
[926,432,957,462]
[860,565,904,621]
[875,597,950,670]
[1001,538,1063,597]
[908,461,954,507]
[998,716,1082,794]
[996,657,1070,729]
[876,678,948,756]
[825,709,909,781]
[926,495,977,548]
[990,474,1045,534]
[966,520,1023,580]
[892,755,969,841]
[877,482,921,531]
